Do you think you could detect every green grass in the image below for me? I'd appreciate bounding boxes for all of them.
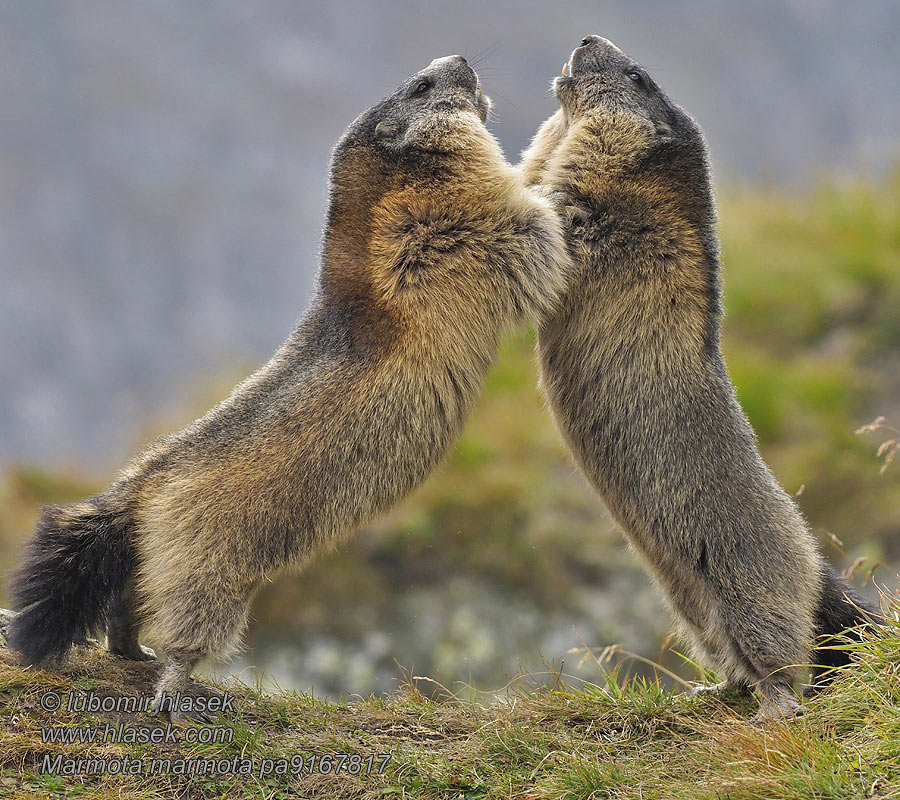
[1,606,899,799]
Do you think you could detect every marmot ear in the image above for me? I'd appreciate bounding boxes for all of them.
[397,118,432,153]
[375,121,400,141]
[654,122,676,144]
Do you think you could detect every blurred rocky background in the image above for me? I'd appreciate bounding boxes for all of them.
[1,0,898,698]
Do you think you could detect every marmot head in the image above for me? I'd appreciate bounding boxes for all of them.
[326,55,495,249]
[550,37,721,328]
[555,36,700,170]
[338,55,491,160]
[322,58,513,352]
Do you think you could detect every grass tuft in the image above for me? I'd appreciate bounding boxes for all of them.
[2,601,899,798]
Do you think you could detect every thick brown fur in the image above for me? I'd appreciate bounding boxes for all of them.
[9,56,571,719]
[520,36,879,719]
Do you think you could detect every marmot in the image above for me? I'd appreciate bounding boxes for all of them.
[9,55,571,722]
[520,36,879,718]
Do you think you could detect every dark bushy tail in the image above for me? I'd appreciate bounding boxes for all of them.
[810,563,882,685]
[8,496,135,665]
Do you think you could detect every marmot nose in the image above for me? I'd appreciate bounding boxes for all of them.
[449,55,467,65]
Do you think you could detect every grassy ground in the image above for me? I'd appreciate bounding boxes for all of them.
[1,605,898,800]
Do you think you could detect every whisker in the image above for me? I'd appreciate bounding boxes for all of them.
[467,41,495,65]
[485,89,518,111]
[469,41,503,70]
[469,68,510,79]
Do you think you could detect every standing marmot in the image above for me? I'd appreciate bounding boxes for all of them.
[521,36,878,719]
[9,55,571,721]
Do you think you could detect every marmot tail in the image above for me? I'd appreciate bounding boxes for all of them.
[8,496,135,664]
[812,564,882,675]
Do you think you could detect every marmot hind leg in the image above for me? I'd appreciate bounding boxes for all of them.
[711,592,811,720]
[672,599,754,698]
[752,675,801,722]
[656,569,753,696]
[145,576,254,723]
[151,648,213,724]
[106,579,156,661]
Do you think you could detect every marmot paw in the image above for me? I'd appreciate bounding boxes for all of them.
[109,643,157,661]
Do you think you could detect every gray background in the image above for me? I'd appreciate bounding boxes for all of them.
[2,0,899,468]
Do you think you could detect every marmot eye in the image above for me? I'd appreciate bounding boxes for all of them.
[627,71,643,84]
[580,37,592,46]
[414,81,431,95]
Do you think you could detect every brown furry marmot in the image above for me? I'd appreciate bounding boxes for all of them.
[9,55,571,722]
[521,36,878,719]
